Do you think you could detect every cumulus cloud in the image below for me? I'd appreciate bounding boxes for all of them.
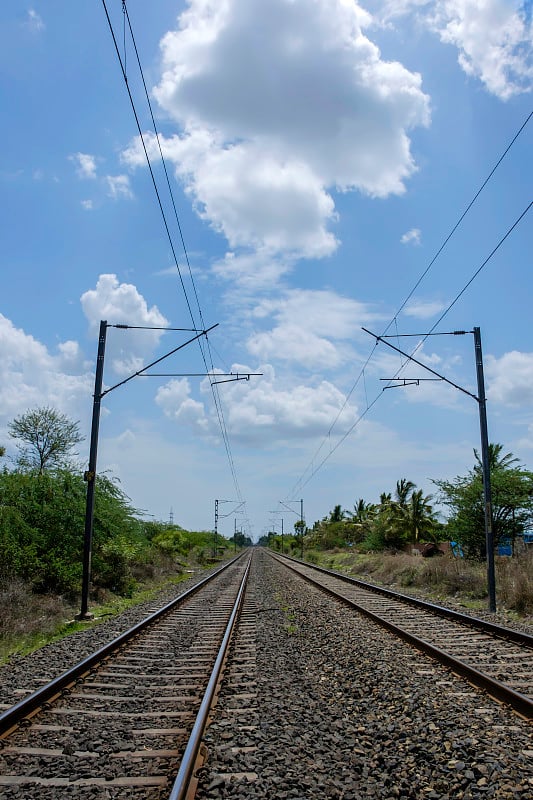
[0,314,91,432]
[486,350,533,406]
[156,363,358,445]
[212,250,293,290]
[155,378,209,431]
[245,289,376,369]
[80,274,168,375]
[106,174,133,200]
[70,152,97,180]
[401,227,421,245]
[122,0,430,264]
[379,1,533,99]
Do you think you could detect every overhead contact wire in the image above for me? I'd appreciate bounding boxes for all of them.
[289,200,532,497]
[122,2,243,501]
[102,0,243,502]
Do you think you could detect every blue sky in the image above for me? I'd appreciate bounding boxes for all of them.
[1,0,532,541]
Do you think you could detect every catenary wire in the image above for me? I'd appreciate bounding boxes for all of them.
[288,200,532,498]
[120,2,243,503]
[286,111,532,500]
[101,0,243,502]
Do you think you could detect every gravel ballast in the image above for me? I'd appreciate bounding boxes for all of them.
[0,565,225,709]
[196,551,533,799]
[1,551,531,799]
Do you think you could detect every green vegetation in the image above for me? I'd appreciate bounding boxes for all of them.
[8,406,84,474]
[269,445,532,561]
[0,463,231,598]
[0,406,244,659]
[433,444,533,558]
[302,478,441,553]
[265,445,533,615]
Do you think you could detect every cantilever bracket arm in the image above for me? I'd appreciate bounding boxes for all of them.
[101,323,219,398]
[380,378,442,390]
[211,373,262,385]
[362,327,479,403]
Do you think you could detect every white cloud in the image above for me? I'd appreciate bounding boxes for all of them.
[123,0,430,262]
[70,152,97,180]
[432,1,533,99]
[57,340,84,367]
[106,174,133,200]
[486,351,533,406]
[248,325,342,370]
[212,250,293,290]
[404,299,446,318]
[155,378,209,431]
[156,363,358,445]
[81,199,93,210]
[80,274,168,376]
[401,227,421,245]
[27,9,45,33]
[379,1,533,99]
[0,314,91,431]
[245,288,376,369]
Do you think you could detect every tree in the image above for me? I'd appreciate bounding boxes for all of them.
[434,444,533,558]
[8,407,84,474]
[346,499,375,544]
[329,504,345,523]
[405,489,439,545]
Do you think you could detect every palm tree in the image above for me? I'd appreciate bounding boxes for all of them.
[347,499,375,543]
[406,489,438,544]
[387,480,416,546]
[474,443,520,474]
[394,478,416,508]
[329,504,345,523]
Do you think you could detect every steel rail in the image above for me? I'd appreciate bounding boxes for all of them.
[276,552,533,647]
[0,553,245,738]
[168,556,252,800]
[271,552,533,720]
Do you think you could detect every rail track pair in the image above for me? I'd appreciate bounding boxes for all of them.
[0,549,531,798]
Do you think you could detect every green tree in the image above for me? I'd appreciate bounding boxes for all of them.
[346,499,375,544]
[405,489,439,545]
[434,444,533,558]
[329,504,345,523]
[8,407,84,474]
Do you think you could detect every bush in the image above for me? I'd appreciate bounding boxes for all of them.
[497,550,533,613]
[0,579,68,659]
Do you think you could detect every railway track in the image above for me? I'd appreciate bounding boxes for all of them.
[1,549,531,799]
[0,553,251,799]
[270,551,533,720]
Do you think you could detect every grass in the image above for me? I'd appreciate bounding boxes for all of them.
[274,591,300,635]
[304,547,533,618]
[0,570,195,664]
[0,544,244,663]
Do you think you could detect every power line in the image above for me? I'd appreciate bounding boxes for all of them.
[287,110,532,500]
[101,0,244,502]
[393,109,532,323]
[120,3,244,502]
[288,201,532,498]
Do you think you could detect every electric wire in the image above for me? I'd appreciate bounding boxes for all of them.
[105,0,530,514]
[287,109,532,500]
[101,0,243,502]
[120,2,243,502]
[288,200,532,498]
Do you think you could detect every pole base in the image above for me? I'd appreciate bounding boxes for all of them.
[75,611,95,622]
